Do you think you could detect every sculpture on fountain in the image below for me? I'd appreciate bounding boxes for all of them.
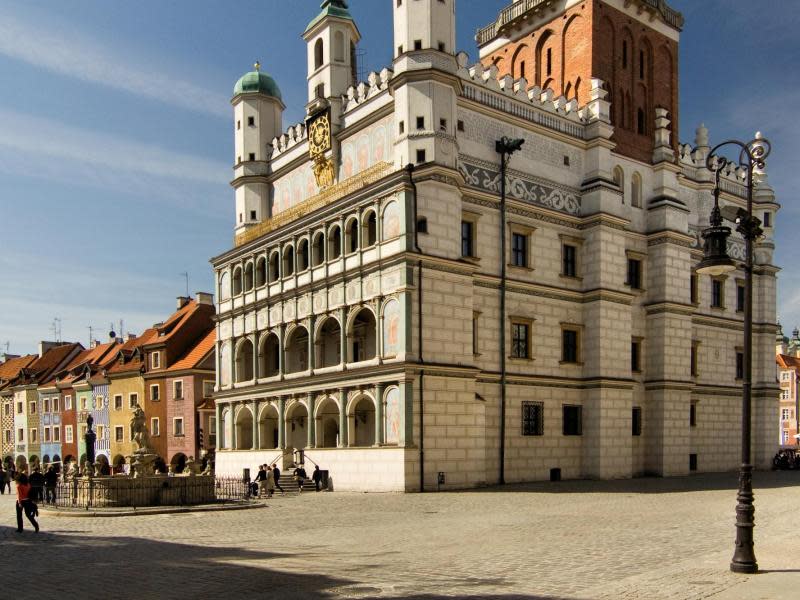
[128,404,159,477]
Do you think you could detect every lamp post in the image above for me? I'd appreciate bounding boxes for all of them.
[495,136,524,485]
[695,133,771,574]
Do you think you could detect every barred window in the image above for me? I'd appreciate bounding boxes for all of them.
[521,402,544,436]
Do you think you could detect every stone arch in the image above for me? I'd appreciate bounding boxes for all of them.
[112,454,126,473]
[234,405,253,450]
[234,338,254,383]
[285,325,310,373]
[219,271,231,301]
[268,251,280,283]
[511,44,529,81]
[631,172,643,208]
[381,199,400,240]
[232,266,243,296]
[95,454,110,475]
[258,331,281,378]
[170,453,187,473]
[561,14,585,103]
[52,454,61,471]
[348,393,377,447]
[613,166,625,203]
[285,400,308,450]
[42,454,51,466]
[314,38,324,70]
[535,29,556,88]
[362,209,377,247]
[219,341,232,387]
[255,256,267,287]
[15,455,27,471]
[221,407,232,449]
[328,224,342,259]
[315,396,340,448]
[315,315,342,368]
[258,403,280,449]
[312,231,326,266]
[283,243,295,276]
[244,261,254,291]
[334,30,345,62]
[297,237,310,271]
[62,454,74,468]
[345,216,359,254]
[347,306,377,362]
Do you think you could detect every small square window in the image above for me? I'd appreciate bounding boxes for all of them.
[632,406,642,436]
[417,217,428,233]
[247,116,255,126]
[248,153,255,161]
[414,39,422,51]
[397,45,404,56]
[416,116,425,130]
[250,210,257,220]
[522,401,544,436]
[626,258,642,289]
[399,120,405,134]
[457,120,464,132]
[563,405,582,436]
[438,41,445,52]
[563,155,570,166]
[416,149,426,163]
[439,118,447,132]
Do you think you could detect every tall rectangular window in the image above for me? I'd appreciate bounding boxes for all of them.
[563,405,582,436]
[151,352,160,369]
[521,402,544,436]
[65,395,72,410]
[174,418,184,437]
[511,233,527,267]
[562,329,579,364]
[627,258,642,289]
[690,274,698,304]
[53,397,59,412]
[151,385,160,402]
[632,407,642,436]
[711,278,724,308]
[461,220,474,258]
[44,398,50,413]
[115,426,124,442]
[562,244,577,277]
[151,418,160,437]
[66,425,73,443]
[53,426,60,442]
[691,342,699,377]
[44,427,50,442]
[736,284,745,312]
[631,339,642,372]
[472,312,480,355]
[29,401,36,414]
[114,395,123,411]
[129,393,138,408]
[511,323,530,359]
[736,351,744,379]
[203,382,214,398]
[174,380,184,399]
[690,402,697,427]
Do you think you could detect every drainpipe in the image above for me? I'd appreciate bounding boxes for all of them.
[495,137,524,486]
[406,163,424,492]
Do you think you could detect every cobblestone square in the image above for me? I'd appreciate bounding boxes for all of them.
[1,471,798,599]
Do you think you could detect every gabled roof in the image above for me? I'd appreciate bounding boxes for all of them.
[106,328,158,375]
[777,354,800,369]
[0,354,37,381]
[168,328,215,372]
[144,300,211,348]
[11,343,83,388]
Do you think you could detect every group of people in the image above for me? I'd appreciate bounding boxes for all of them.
[250,463,325,498]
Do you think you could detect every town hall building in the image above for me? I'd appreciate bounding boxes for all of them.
[211,0,779,491]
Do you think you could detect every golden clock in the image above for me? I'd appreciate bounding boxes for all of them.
[308,114,331,157]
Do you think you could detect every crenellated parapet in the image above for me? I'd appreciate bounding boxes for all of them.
[342,68,393,113]
[269,123,308,161]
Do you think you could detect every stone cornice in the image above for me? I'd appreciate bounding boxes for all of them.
[646,229,694,248]
[644,301,695,316]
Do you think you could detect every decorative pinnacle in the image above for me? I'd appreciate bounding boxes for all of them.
[254,61,261,72]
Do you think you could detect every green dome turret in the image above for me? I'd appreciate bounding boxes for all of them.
[233,62,282,100]
[305,0,354,33]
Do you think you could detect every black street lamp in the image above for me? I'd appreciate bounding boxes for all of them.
[695,133,771,574]
[496,136,524,485]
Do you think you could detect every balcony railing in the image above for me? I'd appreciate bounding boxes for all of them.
[476,0,683,47]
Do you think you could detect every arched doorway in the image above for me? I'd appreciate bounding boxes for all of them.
[316,317,341,368]
[350,396,376,447]
[235,339,254,382]
[52,454,62,473]
[42,454,51,466]
[316,397,340,448]
[259,404,280,449]
[221,408,232,449]
[348,307,377,362]
[285,326,309,373]
[95,454,110,476]
[286,401,308,450]
[259,333,280,377]
[235,406,254,450]
[112,454,126,474]
[171,453,187,474]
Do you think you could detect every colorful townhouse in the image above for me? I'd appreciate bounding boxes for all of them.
[142,295,215,467]
[165,328,215,471]
[1,354,37,468]
[73,341,119,468]
[107,330,156,469]
[9,342,82,471]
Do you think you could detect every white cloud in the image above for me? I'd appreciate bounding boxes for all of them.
[0,12,229,118]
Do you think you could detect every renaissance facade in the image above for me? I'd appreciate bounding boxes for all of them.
[211,0,779,491]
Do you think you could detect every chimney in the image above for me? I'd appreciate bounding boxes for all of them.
[126,333,137,342]
[196,292,214,306]
[176,296,191,310]
[38,341,63,357]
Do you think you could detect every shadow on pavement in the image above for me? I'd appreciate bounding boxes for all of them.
[470,470,800,495]
[0,524,594,600]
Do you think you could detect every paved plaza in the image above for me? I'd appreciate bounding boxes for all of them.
[0,472,798,599]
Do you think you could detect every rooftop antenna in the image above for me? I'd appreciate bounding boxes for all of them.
[119,319,124,339]
[50,318,62,343]
[180,272,189,298]
[3,341,9,354]
[108,322,117,341]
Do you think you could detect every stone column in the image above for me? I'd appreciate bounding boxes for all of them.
[278,324,285,379]
[251,332,258,381]
[339,307,348,367]
[338,388,348,448]
[230,403,237,450]
[307,392,316,448]
[376,300,384,364]
[307,316,316,372]
[214,340,221,390]
[251,400,259,450]
[215,401,222,450]
[375,382,385,446]
[278,396,286,449]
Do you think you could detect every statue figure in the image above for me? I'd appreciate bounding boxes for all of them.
[83,459,94,478]
[68,461,80,480]
[85,414,96,465]
[184,456,200,476]
[130,404,152,452]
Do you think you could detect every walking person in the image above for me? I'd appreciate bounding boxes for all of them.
[255,464,267,498]
[312,465,323,492]
[44,465,58,505]
[293,464,307,493]
[272,463,285,496]
[265,466,275,499]
[15,473,39,533]
[29,467,45,502]
[0,464,5,495]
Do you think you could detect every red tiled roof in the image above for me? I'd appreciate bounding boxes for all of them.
[777,354,800,369]
[144,300,213,347]
[106,328,158,375]
[14,343,83,386]
[197,398,216,411]
[0,355,37,381]
[168,328,215,372]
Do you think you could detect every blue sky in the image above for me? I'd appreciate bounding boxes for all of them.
[0,0,797,356]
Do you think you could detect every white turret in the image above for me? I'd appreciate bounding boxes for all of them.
[303,0,361,104]
[393,0,456,71]
[231,62,284,233]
